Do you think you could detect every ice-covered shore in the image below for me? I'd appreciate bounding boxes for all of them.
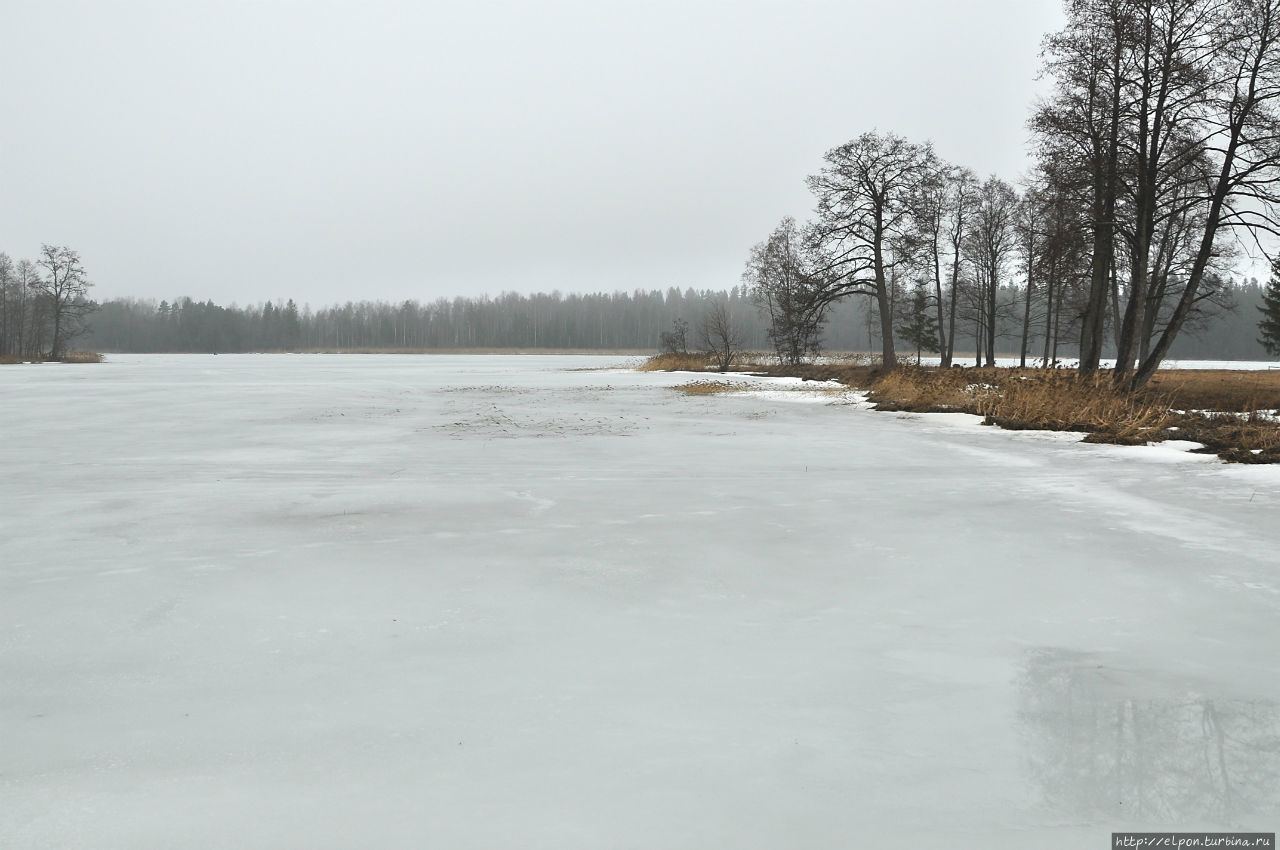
[2,354,1277,849]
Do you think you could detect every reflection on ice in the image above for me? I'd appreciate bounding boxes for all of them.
[5,355,1280,847]
[1018,648,1280,826]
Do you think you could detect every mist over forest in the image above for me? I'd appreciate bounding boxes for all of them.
[83,280,1272,361]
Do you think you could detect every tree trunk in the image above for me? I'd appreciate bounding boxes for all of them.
[1080,35,1123,375]
[946,262,961,367]
[1139,213,1177,367]
[974,309,984,368]
[1109,259,1123,356]
[1079,237,1111,372]
[873,234,897,369]
[1042,260,1056,367]
[49,297,63,361]
[877,281,896,368]
[985,264,998,368]
[933,241,949,367]
[1052,277,1065,365]
[1132,167,1234,389]
[1020,247,1034,368]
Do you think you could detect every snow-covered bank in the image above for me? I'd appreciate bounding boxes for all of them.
[3,354,1278,849]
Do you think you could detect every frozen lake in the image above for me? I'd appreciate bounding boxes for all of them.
[3,354,1278,848]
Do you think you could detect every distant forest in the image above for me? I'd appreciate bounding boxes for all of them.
[22,0,1280,375]
[84,281,1273,361]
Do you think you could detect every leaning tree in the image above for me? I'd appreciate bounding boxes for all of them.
[1037,0,1280,388]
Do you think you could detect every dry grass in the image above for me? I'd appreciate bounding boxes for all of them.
[672,380,740,395]
[750,362,885,386]
[866,367,984,413]
[865,366,1280,460]
[1,352,103,364]
[638,352,716,371]
[818,352,883,366]
[979,372,1174,444]
[59,350,104,363]
[1168,411,1280,462]
[1145,368,1280,412]
[642,352,887,385]
[642,356,1280,463]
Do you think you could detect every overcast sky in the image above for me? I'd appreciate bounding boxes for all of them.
[2,0,1064,307]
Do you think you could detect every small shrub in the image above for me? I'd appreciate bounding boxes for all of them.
[659,318,690,355]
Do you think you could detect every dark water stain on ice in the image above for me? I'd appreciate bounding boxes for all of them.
[1018,647,1280,826]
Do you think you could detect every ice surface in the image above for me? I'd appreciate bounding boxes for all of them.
[3,354,1278,849]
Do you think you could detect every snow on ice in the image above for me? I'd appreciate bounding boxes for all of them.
[2,354,1278,849]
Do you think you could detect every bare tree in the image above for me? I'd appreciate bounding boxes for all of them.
[1136,169,1238,362]
[966,177,1020,366]
[1035,0,1129,374]
[659,317,690,355]
[37,244,94,360]
[1016,186,1042,367]
[744,217,830,364]
[699,299,742,372]
[1034,157,1095,366]
[1133,0,1280,388]
[1113,1,1225,382]
[912,163,979,367]
[1038,0,1280,388]
[807,131,936,368]
[11,259,41,358]
[942,168,981,366]
[0,254,12,356]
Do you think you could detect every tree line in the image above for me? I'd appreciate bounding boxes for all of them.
[81,282,1271,360]
[0,246,94,360]
[31,1,1280,371]
[742,0,1280,386]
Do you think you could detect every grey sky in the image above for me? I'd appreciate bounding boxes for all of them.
[2,0,1063,307]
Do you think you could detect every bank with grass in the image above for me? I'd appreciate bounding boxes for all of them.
[640,354,1280,464]
[0,351,102,365]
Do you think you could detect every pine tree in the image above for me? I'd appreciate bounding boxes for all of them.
[1259,260,1280,356]
[895,284,940,365]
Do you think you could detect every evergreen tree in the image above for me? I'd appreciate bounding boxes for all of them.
[1259,261,1280,356]
[282,299,302,350]
[896,284,940,365]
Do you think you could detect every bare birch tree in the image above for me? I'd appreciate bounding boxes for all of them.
[699,299,742,372]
